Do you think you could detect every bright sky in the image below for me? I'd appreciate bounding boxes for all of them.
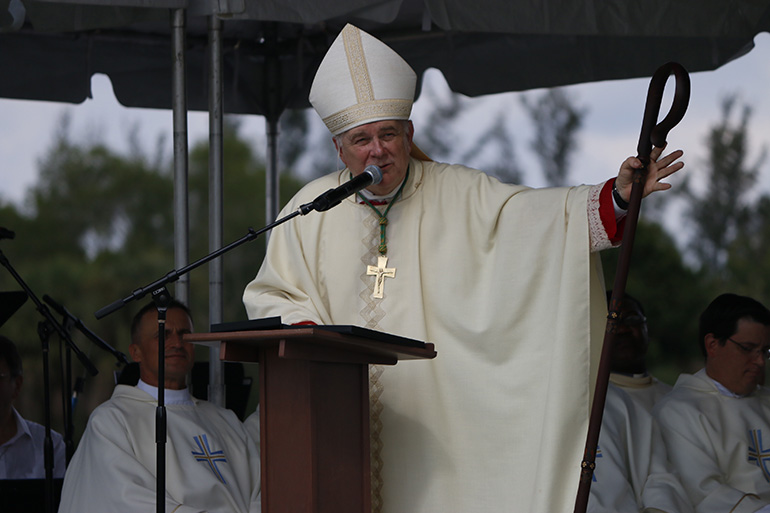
[2,32,769,235]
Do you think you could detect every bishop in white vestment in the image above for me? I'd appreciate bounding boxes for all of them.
[243,23,685,513]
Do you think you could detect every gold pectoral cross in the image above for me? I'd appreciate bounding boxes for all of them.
[366,255,396,299]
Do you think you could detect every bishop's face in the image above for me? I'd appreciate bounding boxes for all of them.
[334,119,413,196]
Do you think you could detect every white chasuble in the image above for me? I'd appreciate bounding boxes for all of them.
[609,372,673,413]
[589,384,692,513]
[654,369,770,513]
[58,385,261,513]
[244,157,610,512]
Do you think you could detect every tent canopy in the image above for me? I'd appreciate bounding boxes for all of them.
[2,0,769,117]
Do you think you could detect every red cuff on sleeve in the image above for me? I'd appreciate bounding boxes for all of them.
[291,321,317,326]
[600,179,626,244]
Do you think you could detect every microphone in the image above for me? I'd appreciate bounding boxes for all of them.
[0,227,15,240]
[43,294,129,364]
[299,165,383,215]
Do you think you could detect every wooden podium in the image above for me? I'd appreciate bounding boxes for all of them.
[185,326,436,513]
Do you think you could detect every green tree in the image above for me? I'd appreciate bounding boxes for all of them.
[725,194,770,300]
[459,110,522,184]
[520,88,586,186]
[680,94,766,277]
[601,219,710,382]
[187,117,305,328]
[278,108,339,180]
[0,114,306,442]
[1,115,174,441]
[416,81,467,162]
[279,109,310,172]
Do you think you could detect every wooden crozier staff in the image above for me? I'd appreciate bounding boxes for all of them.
[573,61,691,513]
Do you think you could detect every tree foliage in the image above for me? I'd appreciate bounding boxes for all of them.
[459,110,522,184]
[279,108,339,180]
[186,117,304,327]
[680,95,766,276]
[278,108,310,172]
[416,82,465,162]
[520,88,586,186]
[0,115,304,440]
[724,193,770,301]
[601,93,769,382]
[601,220,710,382]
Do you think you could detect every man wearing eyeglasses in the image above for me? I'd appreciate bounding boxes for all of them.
[0,335,66,480]
[653,293,770,513]
[607,291,672,413]
[586,292,691,512]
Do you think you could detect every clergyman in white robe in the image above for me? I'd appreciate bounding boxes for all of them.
[654,368,770,513]
[589,383,692,513]
[610,372,672,413]
[58,384,261,513]
[243,157,615,512]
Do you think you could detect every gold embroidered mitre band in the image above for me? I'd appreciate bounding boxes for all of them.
[309,24,417,136]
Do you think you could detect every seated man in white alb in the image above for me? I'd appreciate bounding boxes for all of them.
[589,383,692,513]
[654,293,770,513]
[607,291,672,413]
[58,299,261,513]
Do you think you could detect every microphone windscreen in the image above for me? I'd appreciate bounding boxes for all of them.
[364,165,383,185]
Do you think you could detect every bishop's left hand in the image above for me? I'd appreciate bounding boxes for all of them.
[614,145,685,203]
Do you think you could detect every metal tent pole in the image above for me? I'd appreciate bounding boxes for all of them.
[171,9,189,305]
[264,25,281,226]
[207,13,225,407]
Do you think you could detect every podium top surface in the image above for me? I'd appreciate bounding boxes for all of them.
[185,325,436,364]
[210,317,426,347]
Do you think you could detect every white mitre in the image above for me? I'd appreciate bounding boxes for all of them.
[309,24,417,136]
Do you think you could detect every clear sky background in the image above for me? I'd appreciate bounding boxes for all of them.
[2,32,769,234]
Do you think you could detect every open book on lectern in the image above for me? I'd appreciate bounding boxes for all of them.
[210,316,427,350]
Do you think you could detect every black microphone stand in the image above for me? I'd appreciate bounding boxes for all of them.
[59,315,76,463]
[94,169,377,319]
[150,288,171,513]
[45,295,129,366]
[0,247,99,513]
[94,195,343,513]
[95,212,302,320]
[44,294,129,462]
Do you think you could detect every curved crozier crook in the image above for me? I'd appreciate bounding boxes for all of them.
[636,62,691,165]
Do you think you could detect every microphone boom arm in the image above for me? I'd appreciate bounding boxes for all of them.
[44,295,128,364]
[96,167,382,319]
